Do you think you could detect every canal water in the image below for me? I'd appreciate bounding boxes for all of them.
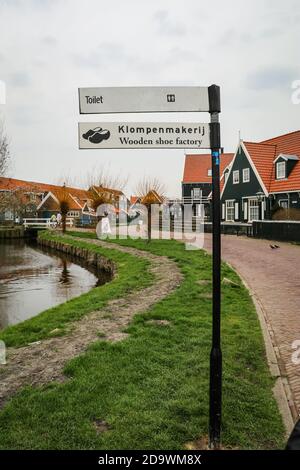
[0,240,110,329]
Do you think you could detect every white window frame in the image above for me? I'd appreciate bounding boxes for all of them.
[242,168,250,183]
[234,202,239,220]
[192,188,202,199]
[225,200,235,222]
[248,198,259,222]
[233,170,239,184]
[207,169,212,177]
[222,203,225,220]
[276,161,286,179]
[243,200,248,220]
[278,199,289,209]
[67,211,80,218]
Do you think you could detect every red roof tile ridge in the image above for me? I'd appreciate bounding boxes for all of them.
[260,129,300,143]
[243,140,276,148]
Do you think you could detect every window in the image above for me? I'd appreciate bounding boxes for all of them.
[224,171,229,183]
[243,201,248,220]
[234,202,239,220]
[233,170,239,184]
[225,200,235,221]
[207,169,212,177]
[279,199,288,209]
[193,188,201,199]
[276,161,286,179]
[243,168,250,183]
[248,199,259,221]
[30,193,36,202]
[67,211,80,218]
[4,210,13,220]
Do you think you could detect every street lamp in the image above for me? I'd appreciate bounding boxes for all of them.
[256,191,264,220]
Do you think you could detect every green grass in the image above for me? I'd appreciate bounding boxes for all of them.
[0,231,153,347]
[0,231,285,449]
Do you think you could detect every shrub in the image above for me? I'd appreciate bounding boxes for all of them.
[272,207,300,221]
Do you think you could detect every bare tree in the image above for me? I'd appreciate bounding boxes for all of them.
[86,166,128,192]
[0,123,10,177]
[136,177,165,241]
[55,174,79,189]
[55,184,70,233]
[0,188,38,222]
[136,177,165,201]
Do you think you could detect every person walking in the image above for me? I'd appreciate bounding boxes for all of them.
[56,212,62,227]
[50,213,57,228]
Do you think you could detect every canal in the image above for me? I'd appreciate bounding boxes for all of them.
[0,240,110,329]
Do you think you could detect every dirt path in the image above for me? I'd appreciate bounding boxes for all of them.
[204,234,300,422]
[0,237,182,408]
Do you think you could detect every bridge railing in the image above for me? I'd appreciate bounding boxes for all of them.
[23,218,74,228]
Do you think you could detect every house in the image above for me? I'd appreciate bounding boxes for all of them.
[0,177,132,226]
[37,186,95,225]
[0,177,52,222]
[221,130,300,222]
[182,153,234,217]
[89,185,128,210]
[0,177,96,224]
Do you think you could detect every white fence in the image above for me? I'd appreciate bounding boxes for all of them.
[23,218,74,228]
[168,197,210,205]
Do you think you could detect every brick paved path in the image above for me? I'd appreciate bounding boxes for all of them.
[204,234,300,421]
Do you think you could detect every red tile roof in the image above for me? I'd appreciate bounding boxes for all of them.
[0,177,88,196]
[261,130,300,192]
[243,142,276,192]
[0,177,57,192]
[261,129,300,155]
[241,130,300,193]
[183,153,234,183]
[90,185,124,196]
[0,177,91,210]
[130,196,139,205]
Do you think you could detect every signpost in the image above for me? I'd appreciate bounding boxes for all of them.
[78,84,222,449]
[78,122,211,149]
[79,86,210,114]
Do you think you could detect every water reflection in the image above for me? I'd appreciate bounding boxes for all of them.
[0,240,110,328]
[59,260,70,285]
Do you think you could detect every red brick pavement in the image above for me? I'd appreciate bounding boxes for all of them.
[204,234,300,420]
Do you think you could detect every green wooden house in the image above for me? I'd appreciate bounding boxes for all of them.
[221,130,300,222]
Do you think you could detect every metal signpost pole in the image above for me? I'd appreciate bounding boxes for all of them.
[208,85,222,449]
[78,84,223,449]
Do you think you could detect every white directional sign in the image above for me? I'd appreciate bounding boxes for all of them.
[78,122,211,149]
[79,86,210,114]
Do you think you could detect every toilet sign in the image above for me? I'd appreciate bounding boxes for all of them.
[78,122,211,149]
[79,86,211,114]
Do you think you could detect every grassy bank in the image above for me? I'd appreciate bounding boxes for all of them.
[0,231,285,449]
[0,231,153,347]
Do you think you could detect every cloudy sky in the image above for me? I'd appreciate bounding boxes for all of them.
[0,0,300,196]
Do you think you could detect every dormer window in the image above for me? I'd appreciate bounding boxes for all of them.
[276,161,286,179]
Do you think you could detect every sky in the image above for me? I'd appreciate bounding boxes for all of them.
[0,0,300,197]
